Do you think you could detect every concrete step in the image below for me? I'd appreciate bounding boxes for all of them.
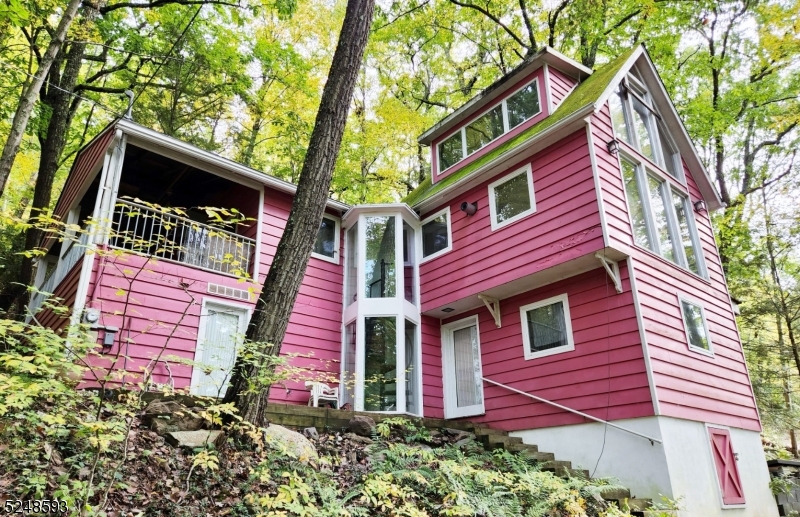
[517,450,556,462]
[473,427,508,437]
[481,435,523,449]
[600,488,632,501]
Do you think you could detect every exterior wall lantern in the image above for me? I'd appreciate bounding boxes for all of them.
[460,201,478,216]
[606,139,620,155]
[694,200,707,213]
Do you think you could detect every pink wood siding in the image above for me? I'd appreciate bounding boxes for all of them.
[53,125,115,223]
[80,186,345,401]
[36,259,83,334]
[548,67,577,108]
[592,100,760,431]
[431,67,549,181]
[420,129,605,312]
[431,265,651,430]
[421,315,444,418]
[631,161,760,431]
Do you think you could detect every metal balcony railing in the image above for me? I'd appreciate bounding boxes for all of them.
[28,230,90,318]
[109,199,255,277]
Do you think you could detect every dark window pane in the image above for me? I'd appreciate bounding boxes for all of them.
[438,132,463,171]
[672,190,700,274]
[681,300,710,351]
[364,216,396,298]
[364,316,397,411]
[422,212,448,257]
[632,98,656,160]
[507,82,540,128]
[622,161,651,249]
[527,301,568,353]
[658,123,679,178]
[313,216,336,258]
[493,172,532,224]
[465,104,504,154]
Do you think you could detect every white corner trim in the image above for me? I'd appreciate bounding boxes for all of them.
[543,63,554,113]
[585,120,610,247]
[252,187,264,280]
[488,163,536,231]
[419,206,453,263]
[519,293,575,361]
[677,294,715,358]
[310,213,342,265]
[627,257,661,415]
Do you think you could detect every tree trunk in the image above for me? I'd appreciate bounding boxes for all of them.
[0,0,83,197]
[0,27,93,315]
[223,0,375,426]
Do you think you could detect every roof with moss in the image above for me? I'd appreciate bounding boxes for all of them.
[403,47,637,208]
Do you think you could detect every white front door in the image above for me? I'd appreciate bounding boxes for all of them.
[442,316,485,418]
[191,301,248,397]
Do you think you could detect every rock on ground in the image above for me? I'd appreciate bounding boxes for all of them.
[348,416,375,437]
[166,430,225,449]
[263,424,318,462]
[142,399,204,435]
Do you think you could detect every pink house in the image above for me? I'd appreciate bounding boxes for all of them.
[32,45,775,516]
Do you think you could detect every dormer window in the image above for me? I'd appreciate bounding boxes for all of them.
[437,78,541,174]
[609,72,682,181]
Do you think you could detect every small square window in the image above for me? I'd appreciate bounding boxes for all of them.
[488,164,536,230]
[311,215,340,263]
[680,297,713,356]
[420,207,452,261]
[520,294,575,360]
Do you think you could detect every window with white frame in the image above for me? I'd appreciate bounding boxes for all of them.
[437,78,541,173]
[621,156,705,277]
[680,297,713,355]
[520,294,575,360]
[608,72,682,181]
[489,164,536,230]
[420,207,452,261]
[312,215,340,263]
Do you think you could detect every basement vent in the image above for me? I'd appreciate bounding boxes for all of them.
[207,283,252,302]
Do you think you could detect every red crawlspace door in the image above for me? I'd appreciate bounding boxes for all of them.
[708,427,746,506]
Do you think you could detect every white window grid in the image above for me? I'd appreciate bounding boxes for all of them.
[419,206,453,263]
[621,152,708,279]
[488,163,537,231]
[437,77,542,174]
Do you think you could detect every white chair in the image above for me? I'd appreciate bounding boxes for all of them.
[305,381,339,408]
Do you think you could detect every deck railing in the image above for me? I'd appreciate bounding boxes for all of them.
[28,230,90,318]
[109,199,255,277]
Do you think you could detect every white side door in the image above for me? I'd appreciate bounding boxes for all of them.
[191,301,248,397]
[442,316,485,418]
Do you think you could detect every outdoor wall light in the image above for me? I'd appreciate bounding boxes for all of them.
[460,201,478,216]
[694,200,707,213]
[606,139,620,155]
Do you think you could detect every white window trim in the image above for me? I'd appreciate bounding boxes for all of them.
[311,214,341,265]
[437,77,542,175]
[419,206,452,263]
[705,423,747,509]
[488,163,536,231]
[519,293,575,360]
[441,314,485,419]
[619,151,707,279]
[678,295,714,357]
[190,297,251,397]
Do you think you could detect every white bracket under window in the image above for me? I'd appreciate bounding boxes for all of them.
[595,253,623,294]
[478,294,501,328]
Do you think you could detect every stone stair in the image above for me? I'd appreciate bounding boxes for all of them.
[471,425,653,514]
[258,403,655,515]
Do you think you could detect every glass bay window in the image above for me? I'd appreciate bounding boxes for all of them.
[342,208,422,415]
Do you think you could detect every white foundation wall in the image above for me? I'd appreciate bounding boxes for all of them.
[510,416,777,517]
